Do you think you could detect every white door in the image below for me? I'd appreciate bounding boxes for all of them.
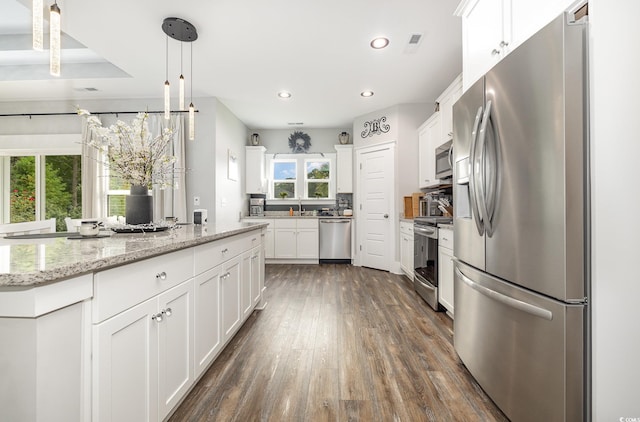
[221,256,242,340]
[357,144,394,271]
[193,265,222,377]
[93,298,158,422]
[158,281,194,420]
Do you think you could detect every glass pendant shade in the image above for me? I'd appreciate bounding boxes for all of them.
[49,3,61,76]
[164,81,170,120]
[179,75,185,110]
[32,0,43,51]
[188,103,195,140]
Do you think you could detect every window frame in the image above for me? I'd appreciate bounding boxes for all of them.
[266,153,336,203]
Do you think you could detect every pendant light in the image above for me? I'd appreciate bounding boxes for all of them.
[179,42,185,110]
[32,0,43,50]
[189,42,195,140]
[49,1,61,76]
[162,17,198,130]
[164,35,170,119]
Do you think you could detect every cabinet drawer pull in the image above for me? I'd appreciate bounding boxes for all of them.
[252,237,257,242]
[221,248,229,254]
[156,271,167,280]
[442,237,449,241]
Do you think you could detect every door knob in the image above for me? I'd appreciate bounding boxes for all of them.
[384,214,389,219]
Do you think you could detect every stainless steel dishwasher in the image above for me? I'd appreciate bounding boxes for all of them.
[319,218,352,262]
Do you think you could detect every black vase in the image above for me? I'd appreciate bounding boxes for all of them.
[126,185,153,225]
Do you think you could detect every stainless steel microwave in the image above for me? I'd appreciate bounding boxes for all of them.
[435,140,453,179]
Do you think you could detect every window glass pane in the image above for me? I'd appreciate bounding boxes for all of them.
[306,161,330,180]
[9,156,36,223]
[45,155,82,231]
[108,195,126,217]
[308,182,329,198]
[274,162,297,180]
[274,182,295,199]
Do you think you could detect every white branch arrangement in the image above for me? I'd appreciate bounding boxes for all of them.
[77,109,177,188]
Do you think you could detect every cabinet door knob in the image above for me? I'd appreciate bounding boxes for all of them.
[164,307,172,317]
[152,312,163,323]
[384,214,389,219]
[156,271,167,280]
[491,49,501,56]
[499,40,509,48]
[221,248,229,254]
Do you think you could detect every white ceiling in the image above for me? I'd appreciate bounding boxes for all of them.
[0,0,462,129]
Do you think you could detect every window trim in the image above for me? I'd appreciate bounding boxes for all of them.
[266,153,336,203]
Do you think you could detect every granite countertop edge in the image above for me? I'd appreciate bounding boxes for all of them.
[0,223,268,288]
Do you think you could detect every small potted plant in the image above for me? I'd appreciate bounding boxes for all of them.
[279,192,288,199]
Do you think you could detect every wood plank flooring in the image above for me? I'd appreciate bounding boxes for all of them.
[169,264,508,422]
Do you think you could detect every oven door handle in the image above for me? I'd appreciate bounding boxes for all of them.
[413,226,437,238]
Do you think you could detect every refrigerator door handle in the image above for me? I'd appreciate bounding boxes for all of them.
[468,105,485,236]
[455,268,553,321]
[483,100,499,237]
[477,100,492,235]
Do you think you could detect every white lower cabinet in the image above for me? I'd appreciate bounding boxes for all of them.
[251,246,263,307]
[438,227,454,315]
[93,229,264,421]
[221,255,242,340]
[193,265,221,378]
[399,221,414,279]
[273,218,318,260]
[94,280,194,422]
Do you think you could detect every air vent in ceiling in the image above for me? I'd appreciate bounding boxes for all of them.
[409,33,422,45]
[404,33,423,54]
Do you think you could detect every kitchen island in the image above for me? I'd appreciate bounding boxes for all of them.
[0,222,268,421]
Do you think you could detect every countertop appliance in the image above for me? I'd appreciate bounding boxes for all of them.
[435,139,453,180]
[249,198,264,217]
[452,13,588,422]
[413,216,452,310]
[319,218,351,262]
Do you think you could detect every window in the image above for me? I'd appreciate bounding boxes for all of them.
[1,134,82,231]
[272,159,297,199]
[267,153,335,201]
[2,154,82,231]
[305,159,330,198]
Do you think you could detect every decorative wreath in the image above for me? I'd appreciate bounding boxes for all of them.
[288,130,312,153]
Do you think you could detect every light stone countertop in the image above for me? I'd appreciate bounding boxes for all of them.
[0,222,268,288]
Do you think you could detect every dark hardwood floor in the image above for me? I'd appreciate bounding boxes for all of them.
[169,264,508,422]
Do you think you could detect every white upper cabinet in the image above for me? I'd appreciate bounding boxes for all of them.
[245,146,266,194]
[437,75,463,143]
[457,0,511,91]
[457,0,579,92]
[335,145,353,193]
[418,113,441,189]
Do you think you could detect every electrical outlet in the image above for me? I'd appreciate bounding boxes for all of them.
[193,196,200,206]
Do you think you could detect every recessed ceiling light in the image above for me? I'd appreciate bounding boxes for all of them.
[277,91,292,99]
[370,37,390,49]
[361,90,374,97]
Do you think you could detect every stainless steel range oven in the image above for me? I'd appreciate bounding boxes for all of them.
[413,216,452,310]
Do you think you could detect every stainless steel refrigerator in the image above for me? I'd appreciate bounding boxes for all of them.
[452,13,588,422]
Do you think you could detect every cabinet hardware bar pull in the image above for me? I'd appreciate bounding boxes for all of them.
[156,271,167,280]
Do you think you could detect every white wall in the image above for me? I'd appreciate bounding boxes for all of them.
[214,100,249,225]
[250,128,350,154]
[0,97,227,225]
[590,0,640,419]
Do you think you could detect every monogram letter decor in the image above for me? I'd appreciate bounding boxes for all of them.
[361,116,391,138]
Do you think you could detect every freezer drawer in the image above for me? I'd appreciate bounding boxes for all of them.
[453,261,585,422]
